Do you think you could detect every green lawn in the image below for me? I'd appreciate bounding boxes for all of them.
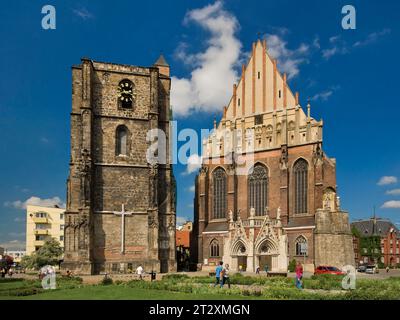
[1,274,400,300]
[1,284,262,300]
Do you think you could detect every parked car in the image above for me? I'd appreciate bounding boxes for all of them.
[314,266,345,275]
[357,265,367,272]
[365,265,379,274]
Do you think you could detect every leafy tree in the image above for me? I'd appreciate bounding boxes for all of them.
[288,259,297,272]
[0,255,14,272]
[21,238,63,270]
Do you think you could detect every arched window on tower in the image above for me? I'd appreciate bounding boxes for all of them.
[213,168,227,219]
[210,239,220,257]
[294,159,308,214]
[295,236,308,256]
[116,126,128,156]
[248,164,269,216]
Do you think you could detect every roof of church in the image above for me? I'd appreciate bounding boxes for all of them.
[222,38,299,121]
[154,54,169,67]
[203,222,228,233]
[351,218,399,238]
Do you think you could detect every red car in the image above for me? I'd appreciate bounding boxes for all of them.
[314,266,345,275]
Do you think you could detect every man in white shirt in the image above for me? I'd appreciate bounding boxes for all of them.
[136,265,144,280]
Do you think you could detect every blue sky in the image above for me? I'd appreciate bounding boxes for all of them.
[1,0,400,250]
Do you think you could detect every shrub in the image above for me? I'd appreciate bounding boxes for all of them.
[162,274,189,281]
[288,259,297,272]
[101,276,113,285]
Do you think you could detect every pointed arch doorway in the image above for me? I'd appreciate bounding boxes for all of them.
[231,241,248,271]
[256,239,279,272]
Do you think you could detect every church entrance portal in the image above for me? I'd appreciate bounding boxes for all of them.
[238,256,247,271]
[258,255,272,272]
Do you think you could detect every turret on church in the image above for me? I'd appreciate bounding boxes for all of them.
[193,39,354,272]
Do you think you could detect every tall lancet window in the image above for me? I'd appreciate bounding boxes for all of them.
[294,159,308,214]
[213,168,227,219]
[116,125,128,156]
[248,164,268,216]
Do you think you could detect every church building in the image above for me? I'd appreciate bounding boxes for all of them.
[193,40,354,273]
[62,56,176,274]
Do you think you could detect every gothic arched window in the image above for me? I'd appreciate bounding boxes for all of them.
[295,236,308,256]
[213,168,227,219]
[118,79,134,109]
[248,164,268,216]
[116,126,128,156]
[294,159,308,214]
[210,239,220,257]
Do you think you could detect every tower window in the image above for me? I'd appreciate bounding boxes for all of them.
[238,98,241,107]
[258,71,260,79]
[279,90,281,98]
[116,125,128,156]
[118,79,134,109]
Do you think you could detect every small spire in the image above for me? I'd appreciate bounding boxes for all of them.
[154,54,169,67]
[307,98,311,119]
[213,118,217,129]
[295,92,299,105]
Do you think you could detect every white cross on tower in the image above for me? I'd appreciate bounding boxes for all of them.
[113,204,133,254]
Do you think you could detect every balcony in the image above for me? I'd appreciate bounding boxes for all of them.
[34,240,45,246]
[32,217,49,223]
[34,229,49,235]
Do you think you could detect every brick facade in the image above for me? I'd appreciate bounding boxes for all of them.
[193,40,354,272]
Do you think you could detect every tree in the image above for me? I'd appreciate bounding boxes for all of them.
[0,255,14,272]
[21,238,63,270]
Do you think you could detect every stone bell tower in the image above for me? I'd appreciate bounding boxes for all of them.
[62,55,176,274]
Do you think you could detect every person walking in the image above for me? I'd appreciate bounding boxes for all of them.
[136,264,144,280]
[295,262,303,289]
[386,266,390,273]
[256,265,260,274]
[214,261,223,287]
[221,264,231,289]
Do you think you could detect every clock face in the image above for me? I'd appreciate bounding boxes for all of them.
[118,80,134,107]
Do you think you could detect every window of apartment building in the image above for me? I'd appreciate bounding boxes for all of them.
[60,213,64,220]
[35,223,48,230]
[35,235,46,241]
[60,236,64,241]
[35,212,47,218]
[60,225,64,231]
[112,263,118,272]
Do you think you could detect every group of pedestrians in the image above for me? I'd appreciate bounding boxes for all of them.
[214,261,231,288]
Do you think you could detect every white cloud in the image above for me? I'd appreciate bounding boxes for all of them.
[0,240,25,251]
[311,90,332,101]
[187,185,196,192]
[377,176,398,186]
[73,7,94,20]
[265,34,310,80]
[381,201,400,209]
[353,29,391,47]
[14,217,25,223]
[4,196,66,210]
[386,189,400,196]
[184,154,202,175]
[171,1,242,116]
[311,86,340,102]
[40,137,49,144]
[322,29,391,60]
[176,216,190,227]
